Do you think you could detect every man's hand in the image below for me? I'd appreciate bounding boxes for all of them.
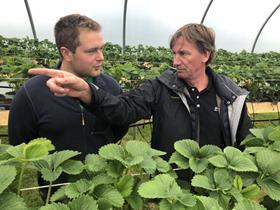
[28,68,92,104]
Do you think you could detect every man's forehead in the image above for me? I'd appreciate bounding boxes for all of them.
[172,37,194,50]
[78,30,103,44]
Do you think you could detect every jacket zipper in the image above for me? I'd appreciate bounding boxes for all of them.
[81,110,87,155]
[77,100,87,155]
[81,112,85,126]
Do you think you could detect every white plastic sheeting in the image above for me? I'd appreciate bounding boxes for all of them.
[0,0,279,52]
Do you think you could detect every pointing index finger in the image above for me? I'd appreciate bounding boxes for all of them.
[28,68,65,78]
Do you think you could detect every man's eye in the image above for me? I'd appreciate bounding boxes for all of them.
[179,51,188,56]
[88,49,97,53]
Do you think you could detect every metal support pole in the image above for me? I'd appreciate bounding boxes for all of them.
[122,0,128,60]
[121,0,136,139]
[24,0,37,40]
[251,3,280,53]
[200,0,214,24]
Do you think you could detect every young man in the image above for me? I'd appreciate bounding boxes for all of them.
[28,23,252,159]
[9,14,128,158]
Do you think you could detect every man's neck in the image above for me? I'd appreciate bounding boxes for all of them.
[60,62,86,79]
[60,62,73,73]
[185,72,209,92]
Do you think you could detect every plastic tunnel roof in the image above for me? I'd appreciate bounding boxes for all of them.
[0,0,279,52]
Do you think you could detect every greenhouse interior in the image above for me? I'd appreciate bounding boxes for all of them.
[0,0,280,209]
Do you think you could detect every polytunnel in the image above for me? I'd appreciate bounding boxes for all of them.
[1,1,280,209]
[0,0,280,52]
[0,0,280,120]
[1,0,280,120]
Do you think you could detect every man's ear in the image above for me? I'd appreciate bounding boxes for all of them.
[60,47,73,62]
[202,51,210,63]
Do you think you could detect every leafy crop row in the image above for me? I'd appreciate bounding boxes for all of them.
[0,36,279,101]
[1,126,280,209]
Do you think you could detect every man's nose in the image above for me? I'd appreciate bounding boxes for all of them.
[97,50,104,61]
[173,55,181,67]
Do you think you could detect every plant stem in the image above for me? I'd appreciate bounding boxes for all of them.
[123,168,129,176]
[255,189,267,203]
[17,162,27,195]
[45,181,53,205]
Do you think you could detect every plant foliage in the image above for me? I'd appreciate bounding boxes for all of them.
[0,36,279,101]
[1,127,280,209]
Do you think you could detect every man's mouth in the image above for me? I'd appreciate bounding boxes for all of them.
[95,65,102,70]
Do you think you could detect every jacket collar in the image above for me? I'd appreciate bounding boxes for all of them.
[157,69,186,93]
[157,67,248,104]
[93,75,106,89]
[207,67,248,104]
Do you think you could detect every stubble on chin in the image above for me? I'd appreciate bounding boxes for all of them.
[176,70,191,81]
[90,69,101,77]
[76,70,100,78]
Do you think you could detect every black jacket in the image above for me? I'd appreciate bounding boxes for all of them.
[8,73,128,160]
[87,67,252,159]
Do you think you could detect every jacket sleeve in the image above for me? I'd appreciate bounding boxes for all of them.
[236,103,253,146]
[85,79,159,126]
[8,85,38,145]
[108,80,129,141]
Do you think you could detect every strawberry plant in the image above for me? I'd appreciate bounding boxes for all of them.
[1,127,280,209]
[1,36,280,101]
